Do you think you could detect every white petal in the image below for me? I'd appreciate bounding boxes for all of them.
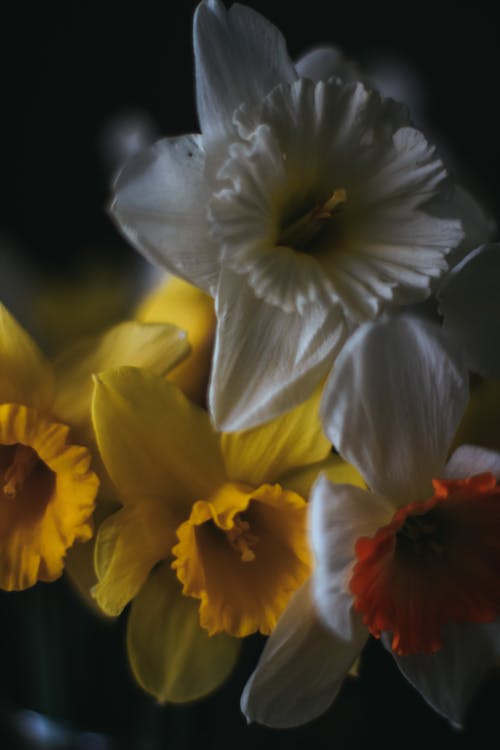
[209,270,346,431]
[241,581,367,728]
[310,474,394,639]
[388,620,500,728]
[440,244,500,378]
[295,46,360,83]
[194,0,296,148]
[110,135,219,294]
[321,316,469,504]
[432,186,495,266]
[445,444,500,480]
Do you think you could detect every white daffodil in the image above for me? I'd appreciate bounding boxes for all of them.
[111,0,488,431]
[242,316,500,729]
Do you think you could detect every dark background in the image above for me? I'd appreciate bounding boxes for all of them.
[1,1,499,748]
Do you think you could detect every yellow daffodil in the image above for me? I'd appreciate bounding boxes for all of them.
[0,304,99,590]
[135,274,215,405]
[90,367,354,703]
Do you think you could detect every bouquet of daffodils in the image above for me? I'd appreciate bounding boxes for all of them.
[2,0,500,733]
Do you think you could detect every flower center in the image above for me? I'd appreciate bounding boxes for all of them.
[278,188,347,252]
[395,510,446,561]
[350,473,500,655]
[1,444,41,499]
[226,512,259,562]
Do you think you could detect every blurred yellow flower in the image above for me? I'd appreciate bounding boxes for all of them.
[136,274,215,405]
[91,367,350,702]
[0,304,99,590]
[455,379,500,453]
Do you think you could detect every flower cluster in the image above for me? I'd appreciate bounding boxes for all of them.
[3,0,500,734]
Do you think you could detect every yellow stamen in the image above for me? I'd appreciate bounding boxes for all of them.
[226,513,259,562]
[2,444,40,498]
[278,188,347,250]
[322,188,347,214]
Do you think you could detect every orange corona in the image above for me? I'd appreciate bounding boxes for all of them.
[350,473,500,655]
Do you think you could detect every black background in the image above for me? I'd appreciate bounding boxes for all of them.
[1,1,499,748]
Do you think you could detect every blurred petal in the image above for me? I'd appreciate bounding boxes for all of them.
[433,186,495,266]
[279,453,365,500]
[92,367,225,509]
[241,581,367,728]
[321,316,469,504]
[127,563,240,703]
[194,0,296,147]
[0,303,53,411]
[64,496,119,614]
[389,620,500,728]
[54,321,189,434]
[310,474,393,640]
[136,276,216,404]
[210,270,346,431]
[445,444,500,480]
[110,135,219,293]
[295,46,360,83]
[440,244,500,378]
[221,387,330,486]
[455,379,500,453]
[92,503,175,616]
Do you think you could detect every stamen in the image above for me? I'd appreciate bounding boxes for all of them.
[226,513,259,562]
[322,188,348,214]
[278,188,347,250]
[2,444,40,498]
[396,513,445,558]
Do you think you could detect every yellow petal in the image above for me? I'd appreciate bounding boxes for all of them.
[92,367,225,509]
[64,495,120,614]
[29,263,141,352]
[172,482,311,638]
[455,379,500,452]
[92,502,176,616]
[127,562,240,703]
[53,321,189,437]
[0,403,99,590]
[0,304,54,410]
[136,276,216,405]
[281,453,366,498]
[221,387,330,486]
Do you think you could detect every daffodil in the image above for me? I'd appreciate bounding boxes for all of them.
[242,316,500,729]
[135,274,215,405]
[110,0,488,432]
[90,367,350,703]
[0,304,99,590]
